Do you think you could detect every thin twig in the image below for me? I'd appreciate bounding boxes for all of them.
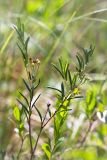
[17,137,24,160]
[29,86,33,154]
[17,135,27,160]
[28,114,33,154]
[42,108,49,125]
[42,108,59,128]
[78,121,93,148]
[30,128,42,160]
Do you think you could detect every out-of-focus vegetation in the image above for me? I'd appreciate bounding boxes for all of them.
[0,0,107,160]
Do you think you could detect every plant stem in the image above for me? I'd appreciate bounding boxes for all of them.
[42,100,66,128]
[17,137,24,160]
[28,114,33,154]
[29,89,33,155]
[30,106,61,159]
[28,78,33,155]
[42,111,57,128]
[78,121,93,148]
[30,128,42,160]
[17,134,27,160]
[30,97,70,159]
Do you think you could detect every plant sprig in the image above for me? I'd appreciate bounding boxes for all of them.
[14,19,94,160]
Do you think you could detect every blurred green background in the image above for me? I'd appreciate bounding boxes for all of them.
[0,0,107,159]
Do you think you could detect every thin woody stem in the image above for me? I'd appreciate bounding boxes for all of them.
[17,134,28,160]
[30,103,63,159]
[78,121,93,148]
[28,114,33,154]
[17,137,24,160]
[30,128,42,160]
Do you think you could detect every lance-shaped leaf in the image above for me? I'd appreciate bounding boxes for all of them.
[76,53,84,72]
[76,54,82,71]
[19,91,29,106]
[15,19,29,67]
[31,93,41,108]
[72,74,77,88]
[59,58,63,72]
[48,107,51,118]
[13,106,20,121]
[25,37,30,52]
[34,105,42,122]
[17,43,26,61]
[61,82,65,98]
[42,143,51,159]
[17,98,29,115]
[22,79,31,92]
[53,138,64,154]
[34,79,40,90]
[52,63,64,79]
[47,86,62,94]
[82,45,94,64]
[64,63,69,80]
[68,70,72,89]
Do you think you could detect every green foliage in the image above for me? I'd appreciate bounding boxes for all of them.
[42,143,51,159]
[13,19,95,159]
[45,44,94,158]
[76,45,94,73]
[13,106,21,122]
[14,19,29,68]
[1,1,107,160]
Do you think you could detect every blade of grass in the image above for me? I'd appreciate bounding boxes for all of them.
[39,10,77,78]
[29,17,57,38]
[69,8,107,23]
[49,0,71,17]
[0,30,14,55]
[85,17,107,23]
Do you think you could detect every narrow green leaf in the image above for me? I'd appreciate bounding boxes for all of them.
[53,137,64,153]
[72,74,77,88]
[58,58,63,72]
[76,55,82,71]
[60,114,66,126]
[30,89,34,101]
[13,106,20,121]
[34,79,40,90]
[17,43,26,60]
[15,29,25,46]
[28,71,32,80]
[80,53,85,69]
[48,107,51,117]
[61,82,65,98]
[25,37,30,52]
[14,26,21,39]
[42,143,51,159]
[58,108,72,114]
[65,63,69,80]
[68,70,72,89]
[52,63,64,79]
[47,86,62,93]
[72,96,84,99]
[82,45,94,64]
[22,79,31,92]
[54,118,60,142]
[19,91,29,106]
[34,105,42,122]
[21,107,29,120]
[31,93,41,108]
[17,98,29,114]
[83,48,88,64]
[21,24,24,40]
